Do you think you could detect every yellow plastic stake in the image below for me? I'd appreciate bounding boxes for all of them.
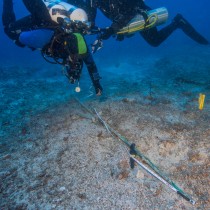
[198,94,205,110]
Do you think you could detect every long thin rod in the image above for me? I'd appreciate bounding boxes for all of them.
[93,108,196,205]
[74,98,196,205]
[131,155,195,205]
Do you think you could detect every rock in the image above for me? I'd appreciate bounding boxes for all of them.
[118,160,129,169]
[77,193,87,199]
[14,203,28,210]
[122,98,136,103]
[188,152,208,163]
[71,115,79,120]
[136,170,144,179]
[107,119,112,124]
[0,168,17,179]
[59,186,66,192]
[1,154,11,160]
[21,127,27,135]
[63,136,68,141]
[118,170,129,180]
[91,117,96,123]
[159,140,176,157]
[97,131,103,138]
[37,171,47,178]
[44,123,49,128]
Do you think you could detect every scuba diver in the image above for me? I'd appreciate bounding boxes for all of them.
[70,0,209,47]
[2,0,103,95]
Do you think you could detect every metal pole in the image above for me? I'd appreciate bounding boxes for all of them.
[131,155,196,205]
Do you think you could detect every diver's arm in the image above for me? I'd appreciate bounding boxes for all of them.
[100,13,131,40]
[100,0,136,39]
[83,51,103,95]
[138,0,152,10]
[98,0,151,41]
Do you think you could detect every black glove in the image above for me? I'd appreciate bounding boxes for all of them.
[93,80,103,96]
[116,34,125,41]
[116,33,134,41]
[100,27,114,40]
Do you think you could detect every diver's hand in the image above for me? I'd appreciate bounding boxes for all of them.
[96,88,103,96]
[116,34,124,41]
[100,27,114,40]
[94,80,103,96]
[91,39,103,54]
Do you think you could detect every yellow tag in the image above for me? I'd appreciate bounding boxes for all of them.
[198,93,205,110]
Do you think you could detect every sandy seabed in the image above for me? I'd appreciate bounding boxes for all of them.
[0,47,210,209]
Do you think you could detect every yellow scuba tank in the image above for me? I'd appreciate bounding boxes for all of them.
[118,7,168,35]
[43,0,88,24]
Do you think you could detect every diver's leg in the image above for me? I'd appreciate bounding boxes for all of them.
[140,27,170,47]
[2,0,33,30]
[140,21,185,47]
[140,14,209,46]
[2,0,15,27]
[22,0,52,24]
[2,0,35,31]
[2,0,26,46]
[173,14,209,45]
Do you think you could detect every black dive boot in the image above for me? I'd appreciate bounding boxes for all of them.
[173,14,209,45]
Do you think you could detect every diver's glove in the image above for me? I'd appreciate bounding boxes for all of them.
[91,38,103,54]
[93,80,103,96]
[100,27,114,40]
[116,33,134,41]
[102,15,127,40]
[116,34,124,41]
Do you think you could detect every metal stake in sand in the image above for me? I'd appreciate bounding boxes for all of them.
[93,108,196,205]
[74,98,196,205]
[130,144,196,205]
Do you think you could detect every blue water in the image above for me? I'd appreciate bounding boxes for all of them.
[1,1,210,64]
[1,0,210,141]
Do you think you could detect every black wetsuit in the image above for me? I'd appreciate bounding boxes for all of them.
[67,0,209,46]
[2,0,102,94]
[2,0,53,46]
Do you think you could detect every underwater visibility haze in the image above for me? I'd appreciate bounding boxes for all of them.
[0,0,210,209]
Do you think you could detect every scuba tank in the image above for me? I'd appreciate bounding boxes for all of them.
[43,0,88,24]
[118,7,168,35]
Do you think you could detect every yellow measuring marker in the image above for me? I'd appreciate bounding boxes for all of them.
[198,93,205,110]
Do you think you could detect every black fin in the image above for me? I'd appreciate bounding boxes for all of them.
[174,14,209,45]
